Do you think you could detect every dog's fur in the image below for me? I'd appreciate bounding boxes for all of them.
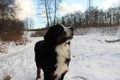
[34,24,74,80]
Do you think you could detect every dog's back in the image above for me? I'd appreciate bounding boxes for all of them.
[35,40,57,80]
[35,40,46,67]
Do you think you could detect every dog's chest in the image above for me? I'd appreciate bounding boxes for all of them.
[54,43,70,79]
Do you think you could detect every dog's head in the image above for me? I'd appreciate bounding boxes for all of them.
[44,24,74,46]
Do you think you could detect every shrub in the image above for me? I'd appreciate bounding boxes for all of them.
[31,31,44,37]
[0,20,24,42]
[31,28,47,37]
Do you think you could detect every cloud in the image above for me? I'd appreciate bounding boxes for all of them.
[58,2,84,13]
[40,12,46,17]
[100,0,120,10]
[15,0,36,20]
[40,9,46,18]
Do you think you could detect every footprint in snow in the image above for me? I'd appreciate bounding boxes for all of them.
[73,76,89,80]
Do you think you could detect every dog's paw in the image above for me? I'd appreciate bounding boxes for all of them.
[36,78,41,80]
[36,77,41,80]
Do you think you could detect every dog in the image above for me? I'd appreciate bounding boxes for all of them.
[34,24,74,80]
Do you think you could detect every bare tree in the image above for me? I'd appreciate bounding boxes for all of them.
[38,0,51,27]
[38,0,62,27]
[53,0,61,25]
[24,18,34,30]
[0,0,15,20]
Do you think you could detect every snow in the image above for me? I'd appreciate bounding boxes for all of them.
[0,34,120,80]
[66,35,120,80]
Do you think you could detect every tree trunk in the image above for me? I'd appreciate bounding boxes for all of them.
[54,0,57,25]
[45,0,49,27]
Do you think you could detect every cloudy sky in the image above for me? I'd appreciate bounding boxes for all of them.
[15,0,120,28]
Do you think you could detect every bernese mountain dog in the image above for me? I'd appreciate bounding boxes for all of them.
[34,24,74,80]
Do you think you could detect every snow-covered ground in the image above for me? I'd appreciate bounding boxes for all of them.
[0,34,120,80]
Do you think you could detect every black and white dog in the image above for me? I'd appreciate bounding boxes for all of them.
[34,24,74,80]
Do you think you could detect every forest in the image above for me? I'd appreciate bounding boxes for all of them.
[57,6,120,28]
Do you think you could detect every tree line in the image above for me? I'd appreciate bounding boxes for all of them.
[42,4,120,28]
[57,6,120,28]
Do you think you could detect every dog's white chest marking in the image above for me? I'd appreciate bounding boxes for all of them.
[54,42,70,79]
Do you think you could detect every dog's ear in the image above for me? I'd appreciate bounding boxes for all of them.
[44,27,56,45]
[44,27,52,41]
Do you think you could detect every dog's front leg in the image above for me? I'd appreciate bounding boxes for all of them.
[36,67,41,80]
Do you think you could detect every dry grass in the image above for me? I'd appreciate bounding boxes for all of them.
[0,19,24,42]
[3,75,12,80]
[0,43,7,53]
[1,29,23,42]
[31,31,44,37]
[75,23,120,28]
[15,36,29,45]
[31,28,47,37]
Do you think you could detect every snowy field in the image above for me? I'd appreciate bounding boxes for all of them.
[0,34,120,80]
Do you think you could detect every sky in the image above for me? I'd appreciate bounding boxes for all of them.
[14,0,120,29]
